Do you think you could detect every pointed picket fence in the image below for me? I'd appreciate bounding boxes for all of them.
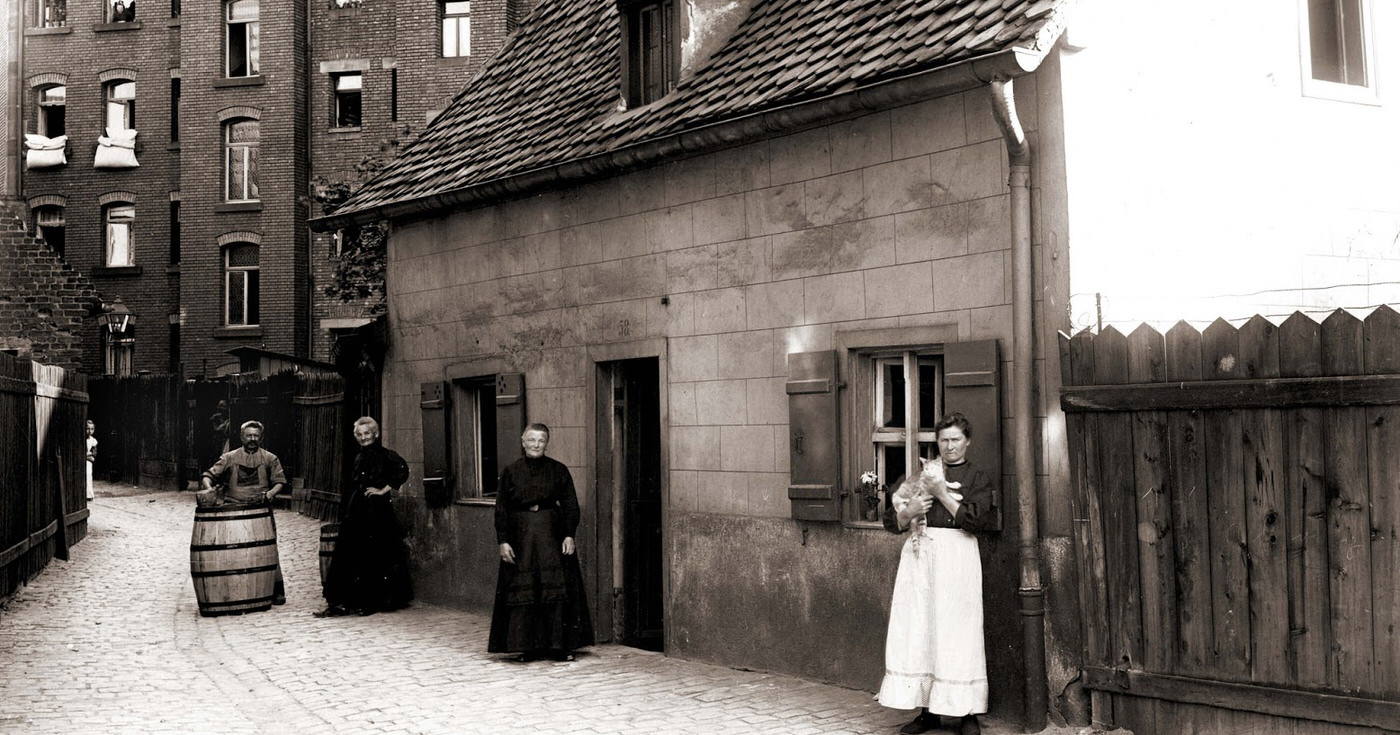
[1060,307,1400,735]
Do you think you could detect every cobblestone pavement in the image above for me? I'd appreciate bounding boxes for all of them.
[0,484,1094,735]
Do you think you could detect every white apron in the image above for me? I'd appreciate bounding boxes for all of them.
[877,525,987,716]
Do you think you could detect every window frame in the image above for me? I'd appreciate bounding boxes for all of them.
[170,78,180,143]
[226,0,261,79]
[37,85,66,137]
[34,205,66,258]
[39,0,67,27]
[850,348,944,524]
[441,0,471,58]
[1299,0,1379,104]
[450,375,499,501]
[223,118,260,202]
[102,328,136,376]
[332,72,363,128]
[105,80,136,133]
[103,203,136,267]
[620,0,678,108]
[223,243,260,327]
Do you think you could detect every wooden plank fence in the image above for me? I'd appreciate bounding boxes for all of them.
[0,353,89,600]
[1061,307,1400,735]
[89,371,353,522]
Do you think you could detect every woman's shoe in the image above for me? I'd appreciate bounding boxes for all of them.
[959,714,981,735]
[312,605,350,618]
[899,711,938,735]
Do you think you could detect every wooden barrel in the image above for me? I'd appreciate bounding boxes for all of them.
[319,523,339,589]
[189,504,278,617]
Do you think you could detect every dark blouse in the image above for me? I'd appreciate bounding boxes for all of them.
[344,443,410,515]
[882,460,997,534]
[494,455,581,544]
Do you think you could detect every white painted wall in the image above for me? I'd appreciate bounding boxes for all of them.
[1060,0,1400,331]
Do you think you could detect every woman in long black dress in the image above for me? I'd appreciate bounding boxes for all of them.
[315,416,413,617]
[488,423,593,661]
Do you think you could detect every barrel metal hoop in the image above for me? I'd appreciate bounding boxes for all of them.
[190,563,280,578]
[194,510,273,522]
[190,538,278,552]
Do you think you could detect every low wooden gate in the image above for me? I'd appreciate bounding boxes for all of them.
[1060,307,1400,735]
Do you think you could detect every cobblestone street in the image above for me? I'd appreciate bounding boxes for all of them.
[0,485,1079,735]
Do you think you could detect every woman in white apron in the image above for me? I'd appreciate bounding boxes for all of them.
[877,413,996,735]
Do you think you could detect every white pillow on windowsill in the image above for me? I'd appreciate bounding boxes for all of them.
[24,134,67,169]
[95,128,139,168]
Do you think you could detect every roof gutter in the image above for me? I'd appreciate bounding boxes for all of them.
[311,46,1044,231]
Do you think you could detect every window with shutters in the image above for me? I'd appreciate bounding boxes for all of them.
[425,373,525,503]
[451,376,500,500]
[817,334,1001,526]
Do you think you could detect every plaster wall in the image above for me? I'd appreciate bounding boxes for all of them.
[381,75,1072,718]
[1061,0,1400,330]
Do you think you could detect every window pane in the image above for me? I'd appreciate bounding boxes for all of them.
[248,22,260,74]
[916,360,940,430]
[880,444,907,487]
[442,18,456,57]
[335,73,362,92]
[879,359,906,428]
[111,81,136,100]
[228,0,258,22]
[107,221,132,266]
[444,1,470,13]
[227,244,258,267]
[228,271,246,324]
[247,145,260,199]
[247,269,260,325]
[228,119,259,144]
[41,86,65,104]
[476,381,497,496]
[1310,0,1368,85]
[229,30,248,77]
[227,148,246,200]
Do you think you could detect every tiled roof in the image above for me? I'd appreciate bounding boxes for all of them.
[327,0,1072,223]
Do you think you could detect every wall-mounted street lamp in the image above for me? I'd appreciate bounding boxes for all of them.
[97,297,136,334]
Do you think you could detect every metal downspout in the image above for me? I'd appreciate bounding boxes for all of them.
[990,78,1047,732]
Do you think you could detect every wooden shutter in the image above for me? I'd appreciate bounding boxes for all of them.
[943,339,1002,530]
[420,380,452,507]
[786,350,841,521]
[494,372,525,480]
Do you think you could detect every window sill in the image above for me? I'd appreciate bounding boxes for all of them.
[167,143,180,152]
[95,265,142,277]
[166,264,181,274]
[215,201,263,213]
[329,6,363,20]
[437,56,473,67]
[25,26,72,36]
[93,21,143,32]
[454,498,498,507]
[214,326,263,339]
[167,17,181,27]
[214,76,265,89]
[328,126,362,135]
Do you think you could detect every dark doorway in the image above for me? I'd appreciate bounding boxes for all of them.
[598,357,663,652]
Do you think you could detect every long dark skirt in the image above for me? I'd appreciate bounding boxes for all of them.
[488,510,593,653]
[324,494,413,613]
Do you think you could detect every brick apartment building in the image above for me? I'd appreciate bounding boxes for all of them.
[13,0,531,376]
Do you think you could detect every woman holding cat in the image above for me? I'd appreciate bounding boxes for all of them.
[877,412,997,735]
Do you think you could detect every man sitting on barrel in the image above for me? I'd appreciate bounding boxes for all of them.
[201,420,287,606]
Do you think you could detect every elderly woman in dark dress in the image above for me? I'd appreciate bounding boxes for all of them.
[488,423,593,661]
[315,416,413,618]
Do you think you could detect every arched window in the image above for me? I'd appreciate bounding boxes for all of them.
[33,205,66,257]
[224,243,260,326]
[104,202,136,267]
[37,85,66,137]
[105,79,136,132]
[227,0,260,78]
[224,119,260,202]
